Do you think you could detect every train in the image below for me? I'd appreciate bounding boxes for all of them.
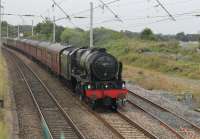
[2,38,128,110]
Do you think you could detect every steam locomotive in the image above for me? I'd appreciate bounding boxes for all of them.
[3,38,128,110]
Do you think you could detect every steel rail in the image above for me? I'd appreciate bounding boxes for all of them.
[129,90,200,133]
[117,110,159,139]
[25,59,86,139]
[126,100,184,139]
[83,106,158,139]
[88,110,126,139]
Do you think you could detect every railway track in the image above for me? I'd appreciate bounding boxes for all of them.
[65,90,159,139]
[62,86,158,139]
[3,49,44,139]
[5,47,158,139]
[5,48,86,139]
[128,90,200,139]
[79,105,158,139]
[98,112,153,139]
[6,47,195,139]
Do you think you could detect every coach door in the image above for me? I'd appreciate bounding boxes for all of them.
[47,52,52,69]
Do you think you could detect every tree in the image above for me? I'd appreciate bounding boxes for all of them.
[55,26,65,42]
[34,20,64,42]
[34,20,53,41]
[175,32,189,42]
[198,38,200,48]
[93,27,123,45]
[1,21,8,37]
[60,27,88,47]
[140,28,156,41]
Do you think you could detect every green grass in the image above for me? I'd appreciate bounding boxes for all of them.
[98,38,200,105]
[98,38,200,80]
[0,50,7,99]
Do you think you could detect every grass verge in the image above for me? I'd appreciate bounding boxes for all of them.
[123,65,200,106]
[0,48,8,139]
[0,110,8,139]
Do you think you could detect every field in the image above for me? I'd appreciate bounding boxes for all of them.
[0,48,8,139]
[98,38,200,106]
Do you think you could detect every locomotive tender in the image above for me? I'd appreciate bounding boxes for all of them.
[3,38,128,109]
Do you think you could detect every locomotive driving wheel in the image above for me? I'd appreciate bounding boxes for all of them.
[75,83,85,101]
[121,99,126,105]
[111,99,118,111]
[90,100,97,110]
[79,93,84,101]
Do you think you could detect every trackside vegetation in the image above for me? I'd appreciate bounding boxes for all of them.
[0,50,8,139]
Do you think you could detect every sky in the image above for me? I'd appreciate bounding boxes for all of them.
[2,0,200,34]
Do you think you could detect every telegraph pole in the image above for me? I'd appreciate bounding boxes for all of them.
[32,19,34,38]
[90,2,94,48]
[17,25,20,39]
[6,23,8,38]
[52,4,56,43]
[0,0,2,44]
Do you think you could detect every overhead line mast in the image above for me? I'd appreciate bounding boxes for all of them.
[90,2,94,48]
[52,3,56,43]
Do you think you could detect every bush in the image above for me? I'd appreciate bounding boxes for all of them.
[140,28,157,41]
[198,38,200,48]
[61,28,88,47]
[34,20,64,42]
[93,27,124,45]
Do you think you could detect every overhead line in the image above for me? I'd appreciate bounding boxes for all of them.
[91,9,200,26]
[127,15,198,29]
[121,10,200,21]
[52,0,71,20]
[70,0,120,16]
[41,0,67,18]
[155,0,176,21]
[56,0,120,22]
[98,0,123,22]
[1,13,38,17]
[51,0,79,28]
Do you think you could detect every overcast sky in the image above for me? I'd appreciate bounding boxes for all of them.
[3,0,200,34]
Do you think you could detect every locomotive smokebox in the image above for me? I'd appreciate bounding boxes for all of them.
[79,48,119,81]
